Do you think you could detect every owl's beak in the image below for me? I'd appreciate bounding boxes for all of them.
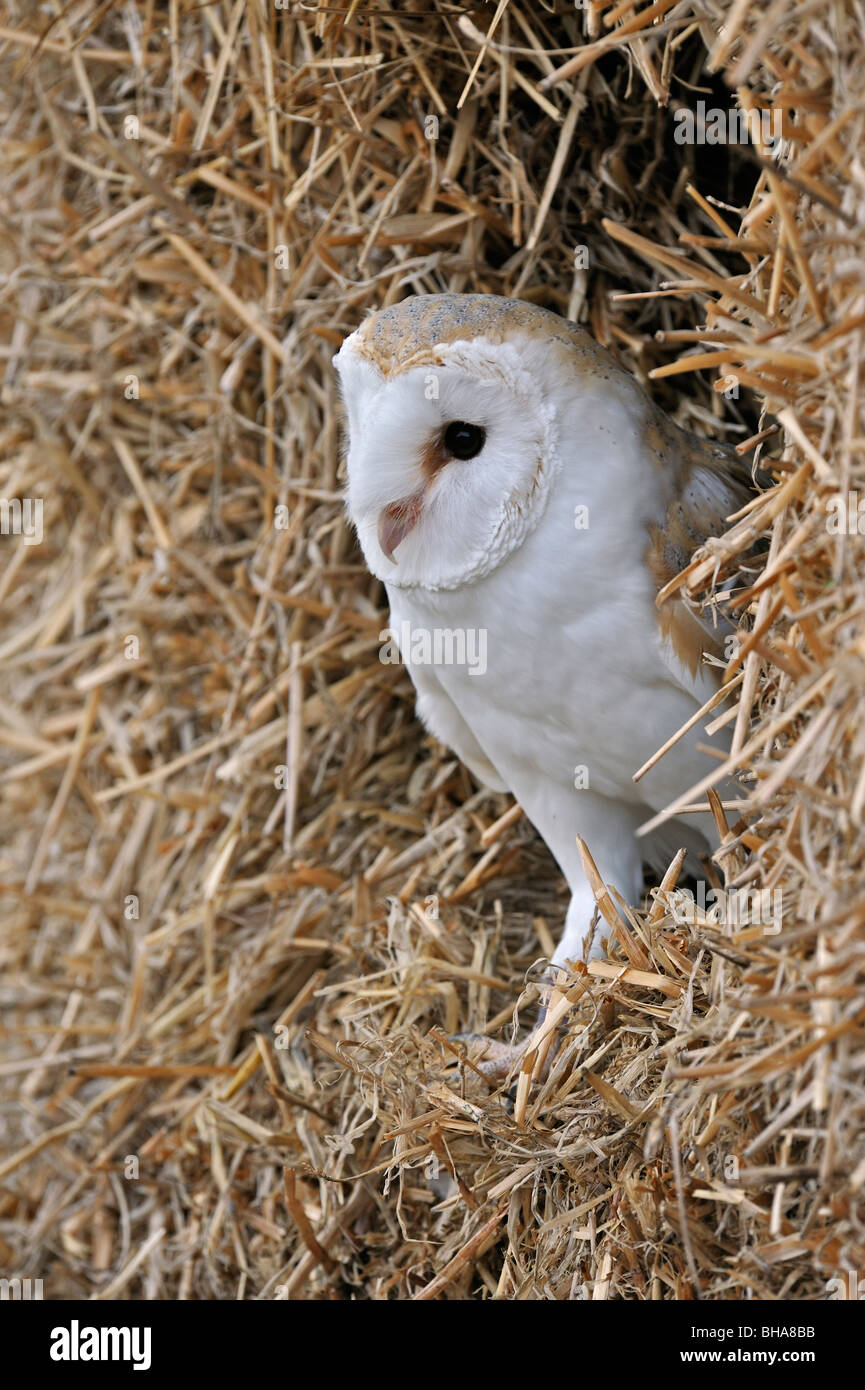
[378,492,424,562]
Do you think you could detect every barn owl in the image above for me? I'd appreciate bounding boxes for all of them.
[334,294,749,981]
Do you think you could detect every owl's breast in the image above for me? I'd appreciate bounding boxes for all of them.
[386,544,687,803]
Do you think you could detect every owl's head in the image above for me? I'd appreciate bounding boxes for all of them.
[333,294,620,591]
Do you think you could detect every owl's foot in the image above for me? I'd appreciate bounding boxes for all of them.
[447,1033,539,1083]
[452,994,559,1081]
[510,975,593,1123]
[450,971,589,1123]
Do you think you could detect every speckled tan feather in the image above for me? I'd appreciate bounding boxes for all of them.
[646,422,754,675]
[351,293,618,381]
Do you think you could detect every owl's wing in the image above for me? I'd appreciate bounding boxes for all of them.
[646,421,757,697]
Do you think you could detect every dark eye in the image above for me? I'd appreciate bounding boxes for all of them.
[443,421,486,460]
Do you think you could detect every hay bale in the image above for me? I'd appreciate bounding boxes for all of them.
[0,1,862,1299]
